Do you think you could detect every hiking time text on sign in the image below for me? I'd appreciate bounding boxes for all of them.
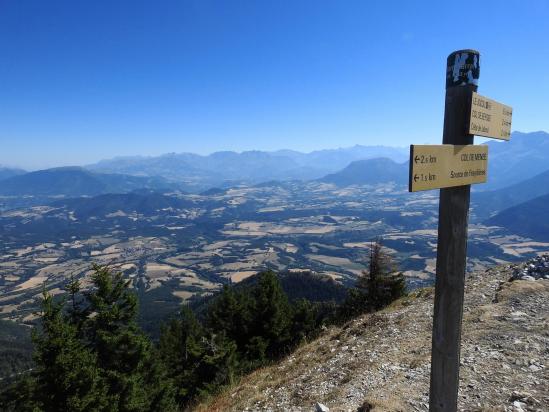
[408,144,488,192]
[468,92,513,140]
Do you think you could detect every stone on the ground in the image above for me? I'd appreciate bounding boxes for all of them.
[315,402,329,412]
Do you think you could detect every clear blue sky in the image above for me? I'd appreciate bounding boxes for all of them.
[1,0,548,169]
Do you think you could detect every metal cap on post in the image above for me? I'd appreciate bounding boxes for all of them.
[429,49,480,412]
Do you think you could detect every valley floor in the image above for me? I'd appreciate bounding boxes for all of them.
[198,260,548,411]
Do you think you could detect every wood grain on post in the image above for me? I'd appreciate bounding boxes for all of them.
[429,50,479,412]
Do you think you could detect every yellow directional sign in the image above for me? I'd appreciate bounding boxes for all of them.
[468,92,513,140]
[409,145,488,192]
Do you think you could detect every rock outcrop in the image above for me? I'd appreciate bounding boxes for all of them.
[513,255,549,281]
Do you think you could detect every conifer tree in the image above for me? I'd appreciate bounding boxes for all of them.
[0,374,36,412]
[206,285,252,350]
[337,287,367,321]
[339,238,406,319]
[195,331,238,397]
[251,270,291,357]
[205,273,293,365]
[290,298,318,344]
[159,306,206,405]
[82,265,176,412]
[159,306,238,407]
[361,239,406,310]
[8,290,108,412]
[3,265,177,412]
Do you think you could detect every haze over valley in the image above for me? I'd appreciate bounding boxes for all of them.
[2,131,549,336]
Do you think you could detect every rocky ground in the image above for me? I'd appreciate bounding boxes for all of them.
[197,256,549,412]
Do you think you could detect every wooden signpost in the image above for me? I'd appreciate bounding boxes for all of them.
[469,92,513,140]
[408,50,513,411]
[409,145,488,192]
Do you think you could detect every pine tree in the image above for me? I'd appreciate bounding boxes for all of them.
[377,268,406,309]
[339,238,406,319]
[159,306,238,407]
[82,265,176,412]
[0,374,37,412]
[195,331,238,397]
[2,266,177,411]
[337,287,367,321]
[363,239,406,310]
[206,285,252,350]
[28,290,108,412]
[159,306,206,405]
[290,298,317,344]
[251,270,291,358]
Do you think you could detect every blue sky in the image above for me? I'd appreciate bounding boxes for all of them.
[1,0,548,169]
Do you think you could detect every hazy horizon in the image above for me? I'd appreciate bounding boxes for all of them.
[1,141,411,171]
[2,134,523,171]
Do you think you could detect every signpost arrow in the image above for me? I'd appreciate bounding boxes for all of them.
[408,144,488,192]
[468,92,513,140]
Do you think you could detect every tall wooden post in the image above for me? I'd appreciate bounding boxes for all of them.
[429,50,480,412]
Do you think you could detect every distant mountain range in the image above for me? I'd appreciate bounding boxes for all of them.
[86,145,410,189]
[318,158,408,186]
[472,168,549,220]
[310,131,549,192]
[1,132,548,200]
[0,167,184,197]
[0,167,26,181]
[83,131,549,192]
[485,192,549,241]
[481,131,549,190]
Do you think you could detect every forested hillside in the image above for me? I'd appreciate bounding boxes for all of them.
[0,243,405,411]
[0,320,33,382]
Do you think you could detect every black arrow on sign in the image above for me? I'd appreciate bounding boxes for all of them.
[415,155,420,164]
[414,174,419,182]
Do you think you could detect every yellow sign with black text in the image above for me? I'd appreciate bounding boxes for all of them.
[409,145,488,192]
[468,92,512,140]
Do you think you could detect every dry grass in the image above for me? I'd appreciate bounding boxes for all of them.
[357,397,407,411]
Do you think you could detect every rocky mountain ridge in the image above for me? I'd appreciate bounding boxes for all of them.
[199,257,549,412]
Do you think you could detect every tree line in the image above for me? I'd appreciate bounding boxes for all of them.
[1,239,405,411]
